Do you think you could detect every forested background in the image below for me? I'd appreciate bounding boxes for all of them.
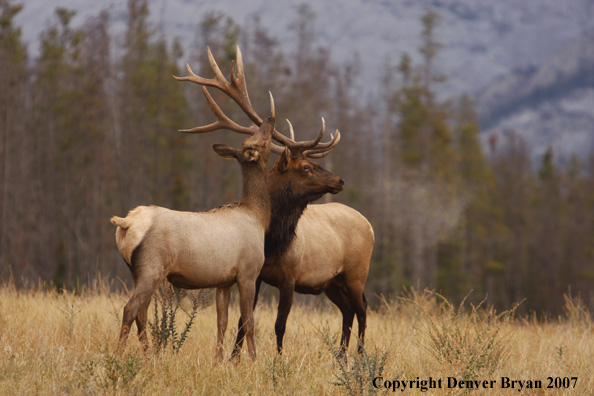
[1,0,593,314]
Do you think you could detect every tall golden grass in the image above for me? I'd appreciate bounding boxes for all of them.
[0,280,592,395]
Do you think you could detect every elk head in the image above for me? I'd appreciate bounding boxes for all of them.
[211,104,276,170]
[269,118,344,203]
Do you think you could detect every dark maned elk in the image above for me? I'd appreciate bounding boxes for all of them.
[111,48,278,361]
[232,118,375,358]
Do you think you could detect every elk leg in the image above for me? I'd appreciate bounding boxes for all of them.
[324,283,355,353]
[135,303,150,352]
[345,283,367,354]
[231,277,262,360]
[275,283,295,355]
[118,275,161,352]
[237,279,258,360]
[215,286,232,362]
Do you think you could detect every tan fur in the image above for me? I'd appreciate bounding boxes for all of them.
[259,202,373,300]
[113,118,275,361]
[291,203,374,290]
[111,206,154,264]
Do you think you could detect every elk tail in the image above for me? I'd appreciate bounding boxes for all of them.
[111,215,131,228]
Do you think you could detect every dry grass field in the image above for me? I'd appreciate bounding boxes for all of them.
[1,280,593,396]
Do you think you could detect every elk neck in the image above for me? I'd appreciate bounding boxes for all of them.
[239,161,271,229]
[265,181,310,258]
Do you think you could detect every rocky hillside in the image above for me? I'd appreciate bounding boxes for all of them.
[13,0,594,161]
[477,31,594,162]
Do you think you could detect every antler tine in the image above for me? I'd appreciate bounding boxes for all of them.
[175,46,265,135]
[304,127,340,152]
[303,130,341,158]
[173,60,224,92]
[296,117,326,149]
[269,91,276,120]
[230,46,254,113]
[270,117,340,158]
[273,117,326,153]
[180,86,256,136]
[206,46,228,88]
[286,119,295,140]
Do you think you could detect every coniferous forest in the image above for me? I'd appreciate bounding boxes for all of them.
[1,0,593,315]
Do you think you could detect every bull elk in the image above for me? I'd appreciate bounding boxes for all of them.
[111,47,280,361]
[232,141,375,357]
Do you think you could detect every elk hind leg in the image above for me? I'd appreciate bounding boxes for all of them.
[324,283,355,353]
[118,275,161,352]
[135,303,150,351]
[345,282,367,353]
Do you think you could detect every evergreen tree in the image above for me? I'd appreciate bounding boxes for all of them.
[117,0,192,211]
[384,8,462,290]
[0,0,27,279]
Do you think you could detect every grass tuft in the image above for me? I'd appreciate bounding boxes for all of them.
[148,281,213,353]
[412,291,518,380]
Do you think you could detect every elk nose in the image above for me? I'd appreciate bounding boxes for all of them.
[339,178,345,186]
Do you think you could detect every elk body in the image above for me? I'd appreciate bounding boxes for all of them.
[232,133,374,357]
[111,47,284,360]
[111,116,275,360]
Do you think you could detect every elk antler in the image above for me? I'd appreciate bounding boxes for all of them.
[174,45,340,157]
[174,46,287,153]
[284,118,341,159]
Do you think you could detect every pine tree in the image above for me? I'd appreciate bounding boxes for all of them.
[385,8,462,290]
[0,0,27,279]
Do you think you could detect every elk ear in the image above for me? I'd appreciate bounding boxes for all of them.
[212,144,239,159]
[277,146,292,172]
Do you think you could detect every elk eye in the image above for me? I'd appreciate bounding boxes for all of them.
[303,165,311,173]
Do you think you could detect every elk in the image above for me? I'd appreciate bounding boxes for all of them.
[231,139,375,357]
[111,48,280,361]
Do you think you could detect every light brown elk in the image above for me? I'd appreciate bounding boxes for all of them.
[111,48,279,361]
[232,139,375,357]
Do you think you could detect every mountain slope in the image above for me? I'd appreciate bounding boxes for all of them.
[478,31,594,161]
[12,0,594,160]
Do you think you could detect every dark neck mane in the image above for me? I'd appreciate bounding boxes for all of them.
[265,182,310,258]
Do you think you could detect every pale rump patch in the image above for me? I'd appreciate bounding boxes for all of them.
[111,206,154,264]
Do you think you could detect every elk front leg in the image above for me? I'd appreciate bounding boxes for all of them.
[231,277,262,360]
[275,282,295,355]
[215,286,232,362]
